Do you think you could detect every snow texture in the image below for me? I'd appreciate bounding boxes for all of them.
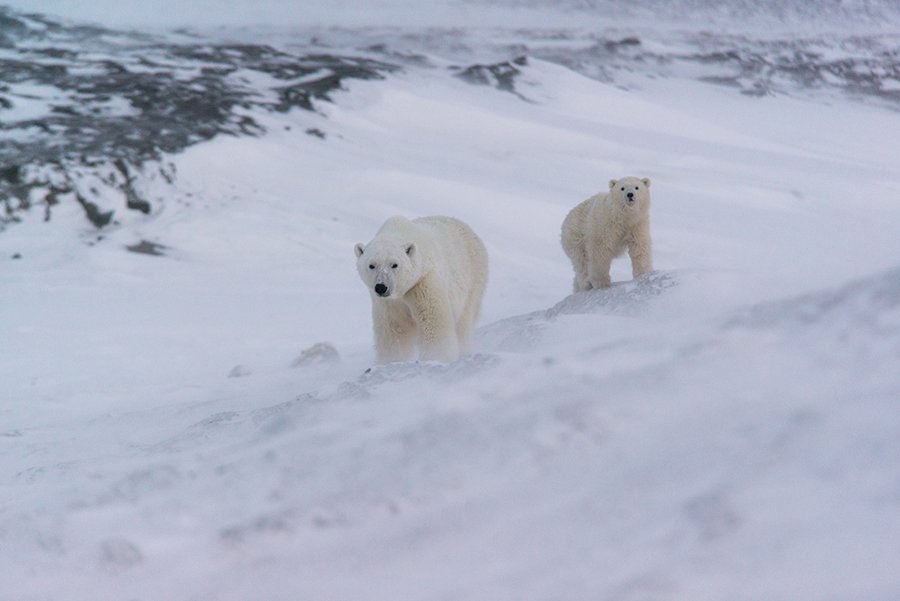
[1,2,900,600]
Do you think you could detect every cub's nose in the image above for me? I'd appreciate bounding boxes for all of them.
[374,283,388,296]
[626,192,634,200]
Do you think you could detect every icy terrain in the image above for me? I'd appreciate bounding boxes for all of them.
[2,2,900,600]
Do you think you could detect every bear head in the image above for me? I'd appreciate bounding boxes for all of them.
[354,237,420,299]
[608,176,651,211]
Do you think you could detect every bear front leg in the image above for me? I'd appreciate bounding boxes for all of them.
[574,272,592,293]
[628,224,653,279]
[372,300,417,364]
[587,249,613,289]
[418,321,458,362]
[406,277,459,362]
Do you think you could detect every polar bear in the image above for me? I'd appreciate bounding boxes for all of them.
[561,176,652,291]
[354,215,489,364]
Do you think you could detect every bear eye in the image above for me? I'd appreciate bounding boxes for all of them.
[620,187,625,191]
[391,263,398,269]
[368,264,375,269]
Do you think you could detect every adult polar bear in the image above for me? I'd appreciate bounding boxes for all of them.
[355,216,488,364]
[561,176,653,291]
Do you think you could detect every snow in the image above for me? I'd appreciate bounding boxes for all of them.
[2,2,900,600]
[1,82,74,123]
[5,0,899,33]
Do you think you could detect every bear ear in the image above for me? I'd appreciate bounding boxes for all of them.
[609,179,617,190]
[354,243,365,258]
[642,177,651,188]
[405,243,416,258]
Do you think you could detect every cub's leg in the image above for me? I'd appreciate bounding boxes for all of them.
[571,245,592,292]
[587,243,614,289]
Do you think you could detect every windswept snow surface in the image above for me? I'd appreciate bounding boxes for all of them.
[2,3,900,600]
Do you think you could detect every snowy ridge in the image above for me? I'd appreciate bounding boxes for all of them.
[3,6,900,232]
[5,265,899,599]
[727,264,900,369]
[468,0,900,25]
[731,264,900,332]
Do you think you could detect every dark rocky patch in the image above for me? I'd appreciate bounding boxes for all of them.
[114,160,152,214]
[2,7,898,235]
[521,31,900,105]
[604,37,641,51]
[0,8,400,231]
[455,56,529,96]
[126,240,167,256]
[679,35,900,100]
[77,195,114,228]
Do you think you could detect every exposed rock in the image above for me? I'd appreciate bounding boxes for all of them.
[126,240,167,256]
[0,7,399,232]
[228,365,252,378]
[455,56,528,95]
[291,342,339,368]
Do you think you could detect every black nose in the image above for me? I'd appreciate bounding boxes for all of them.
[374,283,388,296]
[627,192,634,199]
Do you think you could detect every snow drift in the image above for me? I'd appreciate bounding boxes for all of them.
[1,2,899,600]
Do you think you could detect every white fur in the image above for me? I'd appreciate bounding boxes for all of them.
[355,216,489,364]
[561,176,653,291]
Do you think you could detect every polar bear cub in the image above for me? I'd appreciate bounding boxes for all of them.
[355,216,489,364]
[561,176,653,291]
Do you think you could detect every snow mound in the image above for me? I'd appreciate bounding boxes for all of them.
[731,264,900,335]
[478,270,677,352]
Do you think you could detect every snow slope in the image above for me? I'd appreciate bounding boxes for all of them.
[2,3,900,600]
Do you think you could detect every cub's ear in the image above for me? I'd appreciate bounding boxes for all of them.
[642,177,651,188]
[405,243,416,258]
[609,179,617,190]
[354,243,365,258]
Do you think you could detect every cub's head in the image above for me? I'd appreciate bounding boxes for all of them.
[609,176,651,211]
[354,237,420,299]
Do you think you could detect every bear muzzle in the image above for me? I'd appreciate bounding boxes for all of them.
[374,283,390,297]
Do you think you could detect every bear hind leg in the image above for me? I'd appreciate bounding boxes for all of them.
[456,280,486,356]
[567,243,592,293]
